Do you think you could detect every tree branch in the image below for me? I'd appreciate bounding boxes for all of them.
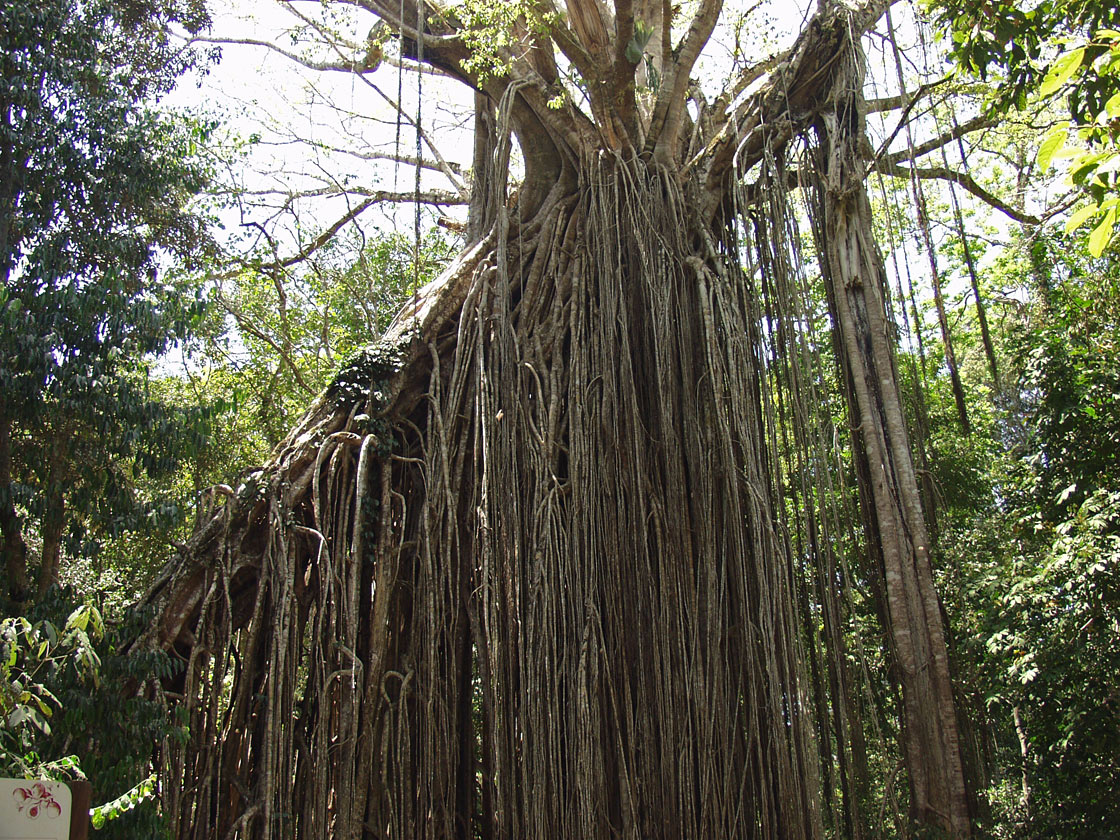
[865,75,950,113]
[719,48,791,114]
[221,186,468,202]
[879,114,992,168]
[213,290,317,395]
[259,189,466,271]
[645,0,723,161]
[874,161,1040,225]
[192,18,474,200]
[189,35,370,74]
[252,142,464,177]
[701,0,898,196]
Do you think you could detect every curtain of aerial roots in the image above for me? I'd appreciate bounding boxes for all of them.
[155,153,885,839]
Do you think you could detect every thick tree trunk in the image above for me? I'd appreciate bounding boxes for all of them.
[145,157,841,839]
[36,441,66,597]
[813,53,972,837]
[0,412,30,604]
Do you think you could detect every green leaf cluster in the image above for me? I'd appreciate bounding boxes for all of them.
[1,589,183,839]
[927,1,1120,118]
[929,2,1120,255]
[937,229,1120,837]
[1,0,218,599]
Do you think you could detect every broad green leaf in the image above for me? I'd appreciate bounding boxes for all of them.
[1037,123,1069,170]
[1088,208,1116,257]
[1105,92,1120,119]
[1065,203,1099,232]
[1097,153,1120,176]
[67,606,89,633]
[633,18,654,49]
[1040,47,1086,97]
[26,706,50,734]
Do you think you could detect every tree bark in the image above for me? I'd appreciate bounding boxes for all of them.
[1013,704,1032,816]
[134,3,983,838]
[36,439,66,597]
[0,412,30,604]
[813,50,972,837]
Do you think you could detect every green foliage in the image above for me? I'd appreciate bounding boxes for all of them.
[0,5,208,827]
[936,227,1120,838]
[192,230,454,461]
[1014,240,1120,519]
[89,772,158,830]
[1002,246,1120,837]
[928,0,1120,119]
[995,494,1119,835]
[1,590,181,838]
[1035,33,1120,256]
[0,604,102,778]
[929,1,1120,252]
[914,41,1120,827]
[436,0,559,82]
[0,0,217,596]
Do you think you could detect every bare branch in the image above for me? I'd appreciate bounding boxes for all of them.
[218,185,467,202]
[223,189,466,274]
[719,48,791,114]
[879,114,992,167]
[865,75,949,113]
[240,141,464,177]
[874,160,1041,225]
[866,79,967,170]
[354,79,471,199]
[213,289,317,395]
[189,34,368,73]
[249,15,473,200]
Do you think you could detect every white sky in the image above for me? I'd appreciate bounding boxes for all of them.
[163,1,1046,382]
[169,0,818,259]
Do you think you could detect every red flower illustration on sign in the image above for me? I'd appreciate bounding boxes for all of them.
[12,781,62,819]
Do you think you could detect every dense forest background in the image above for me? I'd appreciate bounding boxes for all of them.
[2,0,1119,837]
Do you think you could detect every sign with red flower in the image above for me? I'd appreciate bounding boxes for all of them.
[0,779,72,839]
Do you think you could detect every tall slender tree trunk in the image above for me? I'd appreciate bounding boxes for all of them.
[36,440,66,597]
[813,46,972,837]
[1012,705,1032,816]
[0,412,30,603]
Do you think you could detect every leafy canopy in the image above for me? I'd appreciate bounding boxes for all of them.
[928,0,1120,254]
[0,0,216,594]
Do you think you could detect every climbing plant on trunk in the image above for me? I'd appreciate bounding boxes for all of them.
[139,0,975,837]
